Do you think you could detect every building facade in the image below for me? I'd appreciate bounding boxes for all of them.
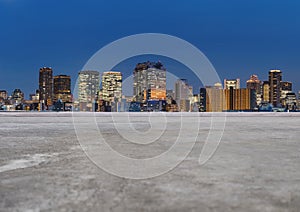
[246,75,262,106]
[78,70,100,111]
[205,84,226,112]
[202,83,255,112]
[224,88,256,111]
[101,71,122,104]
[280,81,292,107]
[262,81,270,103]
[53,75,72,103]
[133,61,166,103]
[174,79,193,112]
[39,67,53,107]
[284,92,297,111]
[269,69,282,107]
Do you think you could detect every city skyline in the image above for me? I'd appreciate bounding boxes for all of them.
[1,62,299,99]
[0,62,299,112]
[1,1,300,96]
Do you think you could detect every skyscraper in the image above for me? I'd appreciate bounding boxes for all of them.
[205,84,225,112]
[262,81,270,103]
[133,61,166,102]
[78,70,100,111]
[102,71,122,103]
[174,79,193,112]
[203,83,255,112]
[39,67,53,107]
[224,78,240,89]
[224,88,256,111]
[246,75,262,106]
[269,69,282,107]
[199,88,207,112]
[53,75,72,103]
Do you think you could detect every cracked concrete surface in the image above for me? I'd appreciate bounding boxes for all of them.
[0,112,300,212]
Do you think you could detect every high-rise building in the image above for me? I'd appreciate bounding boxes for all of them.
[262,81,270,103]
[224,88,256,111]
[224,78,240,90]
[205,83,226,112]
[78,70,100,111]
[246,75,262,92]
[203,83,255,112]
[53,75,72,103]
[199,88,207,112]
[133,61,166,103]
[246,75,262,106]
[39,67,53,107]
[174,79,193,112]
[101,71,122,103]
[269,69,282,107]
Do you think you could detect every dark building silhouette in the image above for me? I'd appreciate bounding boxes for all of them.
[269,70,282,107]
[53,75,72,103]
[280,81,292,91]
[199,88,207,112]
[39,67,53,107]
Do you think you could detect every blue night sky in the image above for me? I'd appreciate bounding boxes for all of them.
[0,0,300,97]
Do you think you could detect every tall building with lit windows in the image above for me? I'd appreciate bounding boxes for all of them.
[102,71,122,104]
[202,83,255,112]
[224,88,256,111]
[53,75,72,103]
[39,67,53,107]
[133,61,166,102]
[246,75,262,106]
[262,81,270,103]
[269,69,282,107]
[78,70,100,111]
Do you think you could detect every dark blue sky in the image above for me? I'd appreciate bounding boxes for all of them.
[1,0,300,97]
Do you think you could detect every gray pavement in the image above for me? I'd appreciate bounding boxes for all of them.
[0,112,300,212]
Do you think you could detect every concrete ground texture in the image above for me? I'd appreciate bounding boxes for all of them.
[0,112,300,212]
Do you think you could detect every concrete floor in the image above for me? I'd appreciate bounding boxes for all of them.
[0,112,300,212]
